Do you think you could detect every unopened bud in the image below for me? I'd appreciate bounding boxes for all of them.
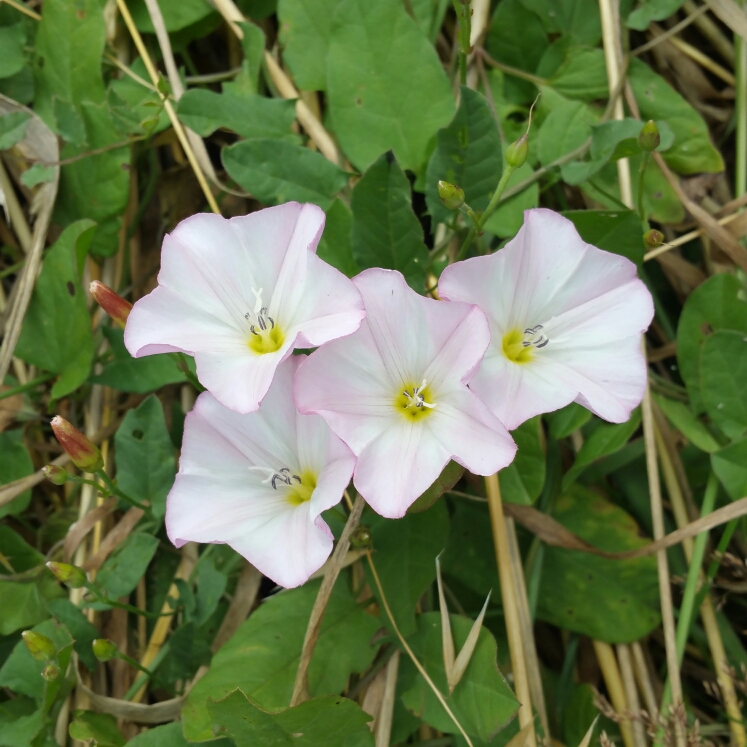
[638,120,660,153]
[50,417,104,473]
[42,464,69,485]
[92,639,118,663]
[349,524,372,550]
[505,133,528,168]
[22,630,56,661]
[643,229,664,248]
[90,281,132,328]
[46,561,87,589]
[42,662,61,681]
[437,181,465,210]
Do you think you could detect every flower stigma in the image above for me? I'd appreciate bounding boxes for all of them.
[502,325,549,364]
[245,288,284,354]
[395,380,437,420]
[249,465,318,506]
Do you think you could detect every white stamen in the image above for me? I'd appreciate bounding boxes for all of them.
[251,288,263,315]
[403,379,437,409]
[249,465,301,489]
[522,324,549,349]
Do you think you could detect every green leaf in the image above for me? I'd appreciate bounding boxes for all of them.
[562,409,642,489]
[183,577,379,741]
[677,274,747,412]
[0,698,45,747]
[46,599,99,672]
[425,87,503,225]
[0,111,30,150]
[223,139,349,210]
[0,67,34,106]
[712,437,747,501]
[500,416,545,505]
[52,97,86,146]
[521,0,603,45]
[350,151,429,289]
[536,97,596,175]
[126,723,192,747]
[653,393,721,453]
[128,0,215,32]
[0,581,56,636]
[114,396,176,519]
[69,711,125,747]
[317,198,359,277]
[562,209,645,265]
[364,500,449,636]
[20,163,55,188]
[0,23,25,79]
[177,90,298,141]
[627,0,687,30]
[277,0,343,92]
[92,328,188,393]
[545,403,592,440]
[194,556,228,628]
[400,612,519,741]
[0,431,34,519]
[700,330,747,439]
[536,485,660,642]
[410,0,451,41]
[327,0,454,173]
[96,533,160,599]
[408,460,465,513]
[107,59,170,136]
[222,22,267,97]
[628,57,724,174]
[482,161,539,239]
[209,691,374,746]
[15,220,96,399]
[548,46,609,101]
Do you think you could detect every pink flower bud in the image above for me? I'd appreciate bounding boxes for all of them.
[50,416,104,473]
[90,281,132,328]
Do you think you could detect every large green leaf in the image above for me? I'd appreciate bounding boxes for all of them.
[209,691,374,747]
[15,220,96,399]
[425,87,503,225]
[548,46,609,101]
[327,0,454,172]
[712,437,747,501]
[536,97,597,175]
[350,151,429,289]
[562,209,645,265]
[653,393,721,454]
[500,416,545,505]
[677,274,747,413]
[0,111,30,150]
[126,723,191,747]
[96,533,160,599]
[128,0,215,32]
[0,24,26,79]
[223,139,349,210]
[521,0,603,45]
[317,198,359,278]
[363,500,449,636]
[400,612,519,741]
[183,577,380,741]
[628,57,724,174]
[626,0,687,30]
[177,90,298,141]
[700,330,747,439]
[114,396,176,519]
[0,431,34,519]
[536,485,660,642]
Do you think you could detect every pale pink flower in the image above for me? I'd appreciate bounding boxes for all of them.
[125,203,364,413]
[439,208,654,430]
[294,269,516,519]
[166,356,355,589]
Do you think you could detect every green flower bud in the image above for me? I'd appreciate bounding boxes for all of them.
[437,181,465,210]
[92,638,118,663]
[42,663,61,681]
[643,229,664,248]
[46,561,87,589]
[22,630,56,661]
[349,524,372,550]
[638,120,660,153]
[505,133,528,168]
[42,464,69,485]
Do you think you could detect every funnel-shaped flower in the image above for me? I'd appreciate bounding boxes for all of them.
[439,209,654,430]
[125,203,365,413]
[166,356,355,588]
[294,269,516,519]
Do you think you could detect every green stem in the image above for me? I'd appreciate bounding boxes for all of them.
[116,651,155,678]
[452,0,471,87]
[637,152,650,222]
[96,471,153,515]
[123,643,170,700]
[0,373,55,401]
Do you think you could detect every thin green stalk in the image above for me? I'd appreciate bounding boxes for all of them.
[97,471,153,515]
[123,643,170,700]
[637,153,650,222]
[0,373,55,401]
[116,651,155,679]
[693,518,739,612]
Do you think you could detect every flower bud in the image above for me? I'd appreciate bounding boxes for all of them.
[22,630,56,661]
[42,662,61,681]
[50,417,104,473]
[349,524,372,550]
[42,464,69,485]
[46,561,87,589]
[92,638,118,663]
[505,133,528,168]
[90,281,132,328]
[638,120,660,153]
[643,229,664,248]
[437,181,465,210]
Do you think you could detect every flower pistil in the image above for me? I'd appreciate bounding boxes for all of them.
[396,379,437,420]
[249,465,317,505]
[245,288,284,355]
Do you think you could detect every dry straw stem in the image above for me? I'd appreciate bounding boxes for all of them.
[631,642,658,717]
[704,0,747,42]
[484,472,536,747]
[661,32,736,84]
[211,0,340,164]
[593,640,635,747]
[114,0,220,215]
[631,3,710,56]
[0,159,32,253]
[374,650,400,747]
[365,550,475,747]
[617,643,647,747]
[290,493,366,707]
[683,0,736,63]
[0,0,39,20]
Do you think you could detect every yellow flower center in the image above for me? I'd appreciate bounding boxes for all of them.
[394,380,437,421]
[502,328,534,364]
[286,470,317,506]
[248,325,285,355]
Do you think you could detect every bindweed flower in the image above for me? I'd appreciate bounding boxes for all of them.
[90,281,132,328]
[165,356,355,588]
[50,417,104,473]
[439,208,654,430]
[294,269,517,519]
[124,203,365,414]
